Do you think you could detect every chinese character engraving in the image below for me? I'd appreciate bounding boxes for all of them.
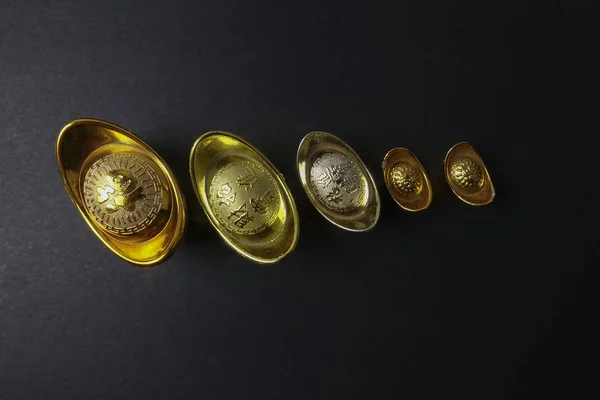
[250,190,277,215]
[309,153,365,213]
[96,170,142,213]
[236,166,259,190]
[342,174,360,194]
[84,154,163,235]
[217,183,236,206]
[314,164,351,188]
[325,187,344,204]
[210,160,281,235]
[228,203,254,228]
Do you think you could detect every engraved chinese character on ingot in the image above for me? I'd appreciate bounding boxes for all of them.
[315,164,351,188]
[217,183,236,207]
[96,170,142,212]
[228,203,254,228]
[343,174,360,194]
[251,189,276,215]
[236,166,259,190]
[325,187,344,204]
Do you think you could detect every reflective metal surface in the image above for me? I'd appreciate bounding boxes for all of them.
[56,119,187,266]
[444,142,495,206]
[189,131,299,263]
[382,148,432,212]
[297,132,380,231]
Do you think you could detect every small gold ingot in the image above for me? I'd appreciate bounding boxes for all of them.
[56,119,187,266]
[189,131,299,263]
[297,132,380,231]
[444,142,495,206]
[382,148,432,212]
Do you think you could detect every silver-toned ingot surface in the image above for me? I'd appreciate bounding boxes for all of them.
[308,152,365,213]
[297,131,380,232]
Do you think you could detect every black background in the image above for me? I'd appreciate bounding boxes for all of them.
[1,1,598,399]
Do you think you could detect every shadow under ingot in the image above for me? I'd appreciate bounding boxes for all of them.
[382,148,432,212]
[56,119,187,266]
[297,132,380,232]
[444,142,495,206]
[189,131,299,263]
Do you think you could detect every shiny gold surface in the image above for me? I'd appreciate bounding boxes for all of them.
[297,132,380,232]
[391,163,423,196]
[444,142,495,206]
[189,131,299,263]
[83,153,163,234]
[382,148,432,212]
[56,119,187,266]
[449,156,484,191]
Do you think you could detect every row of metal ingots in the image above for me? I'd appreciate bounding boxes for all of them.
[56,119,495,265]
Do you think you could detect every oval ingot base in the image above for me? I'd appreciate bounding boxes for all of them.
[297,132,380,231]
[444,142,495,206]
[382,148,432,212]
[56,119,187,266]
[190,131,299,264]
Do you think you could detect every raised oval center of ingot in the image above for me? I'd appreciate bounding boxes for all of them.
[209,160,281,235]
[83,153,163,235]
[450,156,485,191]
[390,162,423,197]
[308,152,365,213]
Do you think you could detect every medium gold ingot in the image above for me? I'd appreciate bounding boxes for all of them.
[297,132,380,231]
[444,142,495,206]
[56,119,187,266]
[382,148,432,212]
[189,131,299,263]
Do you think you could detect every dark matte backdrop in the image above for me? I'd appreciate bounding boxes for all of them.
[1,1,598,399]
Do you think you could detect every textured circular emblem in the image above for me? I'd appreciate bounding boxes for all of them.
[390,162,423,197]
[309,152,365,212]
[83,153,163,235]
[209,160,281,235]
[450,156,485,191]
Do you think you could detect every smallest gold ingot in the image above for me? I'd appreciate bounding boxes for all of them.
[444,142,495,206]
[382,148,432,212]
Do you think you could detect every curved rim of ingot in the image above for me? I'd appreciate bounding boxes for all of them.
[56,118,187,266]
[189,131,299,264]
[297,131,380,232]
[444,141,495,206]
[382,147,432,212]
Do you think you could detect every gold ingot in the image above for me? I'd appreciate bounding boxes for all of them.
[56,119,187,266]
[444,142,495,206]
[297,131,380,231]
[382,148,432,212]
[189,131,299,263]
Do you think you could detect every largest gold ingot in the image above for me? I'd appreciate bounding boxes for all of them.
[56,119,187,266]
[189,132,299,263]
